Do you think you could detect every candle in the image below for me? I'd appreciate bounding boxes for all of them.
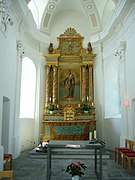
[89,132,92,140]
[92,102,94,106]
[94,130,96,138]
[87,96,89,101]
[50,97,51,102]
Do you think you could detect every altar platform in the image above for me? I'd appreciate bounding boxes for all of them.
[30,141,110,160]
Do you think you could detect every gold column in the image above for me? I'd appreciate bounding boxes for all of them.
[52,66,57,104]
[81,65,86,102]
[45,65,51,106]
[89,65,93,103]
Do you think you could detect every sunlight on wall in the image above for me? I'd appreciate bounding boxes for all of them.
[27,0,49,27]
[19,57,36,118]
[28,0,39,26]
[104,57,121,117]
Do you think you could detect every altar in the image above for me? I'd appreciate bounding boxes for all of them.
[42,27,96,141]
[42,112,96,141]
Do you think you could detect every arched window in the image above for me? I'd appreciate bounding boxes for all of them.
[20,57,36,118]
[104,57,121,117]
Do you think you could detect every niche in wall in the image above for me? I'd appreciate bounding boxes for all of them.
[2,97,10,153]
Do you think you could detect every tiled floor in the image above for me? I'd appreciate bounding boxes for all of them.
[11,149,135,180]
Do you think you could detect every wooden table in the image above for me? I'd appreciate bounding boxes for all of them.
[47,140,102,180]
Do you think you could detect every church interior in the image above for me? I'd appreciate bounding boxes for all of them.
[0,0,135,179]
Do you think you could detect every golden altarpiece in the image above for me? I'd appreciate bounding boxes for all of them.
[42,28,96,141]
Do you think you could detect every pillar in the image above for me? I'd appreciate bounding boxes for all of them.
[81,65,86,102]
[89,65,93,103]
[52,66,57,104]
[45,65,51,106]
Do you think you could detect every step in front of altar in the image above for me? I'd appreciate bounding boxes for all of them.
[30,147,110,159]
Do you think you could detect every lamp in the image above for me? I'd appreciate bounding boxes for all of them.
[123,100,129,107]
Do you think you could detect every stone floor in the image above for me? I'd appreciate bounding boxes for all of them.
[9,149,135,180]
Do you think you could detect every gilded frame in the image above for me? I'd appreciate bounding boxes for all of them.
[58,66,81,103]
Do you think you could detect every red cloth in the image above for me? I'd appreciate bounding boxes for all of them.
[124,152,135,157]
[120,149,134,153]
[4,154,12,158]
[115,147,130,150]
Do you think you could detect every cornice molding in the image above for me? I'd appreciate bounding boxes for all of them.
[91,0,135,44]
[0,0,14,34]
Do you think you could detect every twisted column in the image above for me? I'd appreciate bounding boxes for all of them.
[89,65,93,103]
[45,65,51,106]
[52,66,57,104]
[81,65,86,102]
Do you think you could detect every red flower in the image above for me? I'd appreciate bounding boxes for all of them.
[65,162,87,177]
[72,163,76,167]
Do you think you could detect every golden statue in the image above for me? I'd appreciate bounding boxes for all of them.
[48,43,54,54]
[87,42,92,54]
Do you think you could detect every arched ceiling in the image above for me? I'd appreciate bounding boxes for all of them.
[27,0,116,36]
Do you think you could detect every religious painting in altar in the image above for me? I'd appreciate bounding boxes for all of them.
[58,66,81,102]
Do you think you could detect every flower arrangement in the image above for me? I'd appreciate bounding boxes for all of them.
[46,104,58,111]
[80,103,91,111]
[65,162,87,177]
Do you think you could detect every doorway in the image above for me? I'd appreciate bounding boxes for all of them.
[2,97,10,153]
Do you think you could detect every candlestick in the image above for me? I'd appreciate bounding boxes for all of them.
[89,132,92,140]
[94,130,96,138]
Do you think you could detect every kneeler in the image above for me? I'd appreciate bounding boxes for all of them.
[4,154,13,170]
[123,141,135,173]
[123,152,135,173]
[114,139,133,165]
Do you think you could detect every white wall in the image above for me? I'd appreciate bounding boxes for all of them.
[104,118,121,150]
[50,10,91,48]
[0,1,46,170]
[0,26,19,168]
[19,52,45,152]
[0,1,135,171]
[20,118,35,151]
[94,4,135,150]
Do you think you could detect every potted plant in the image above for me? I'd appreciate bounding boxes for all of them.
[65,162,87,180]
[46,104,58,114]
[80,103,91,113]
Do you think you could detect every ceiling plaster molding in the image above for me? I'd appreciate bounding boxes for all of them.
[90,0,134,44]
[80,0,101,34]
[40,0,60,31]
[41,0,101,34]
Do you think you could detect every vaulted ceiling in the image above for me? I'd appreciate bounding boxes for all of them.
[27,0,117,36]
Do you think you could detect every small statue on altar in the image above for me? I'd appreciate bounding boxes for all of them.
[48,43,54,54]
[87,42,92,54]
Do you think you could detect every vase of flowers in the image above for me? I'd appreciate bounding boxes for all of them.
[80,103,91,113]
[72,175,79,180]
[46,104,58,114]
[65,162,87,179]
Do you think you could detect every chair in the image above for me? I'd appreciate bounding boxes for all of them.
[123,141,135,173]
[4,154,13,170]
[0,170,13,179]
[114,139,133,165]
